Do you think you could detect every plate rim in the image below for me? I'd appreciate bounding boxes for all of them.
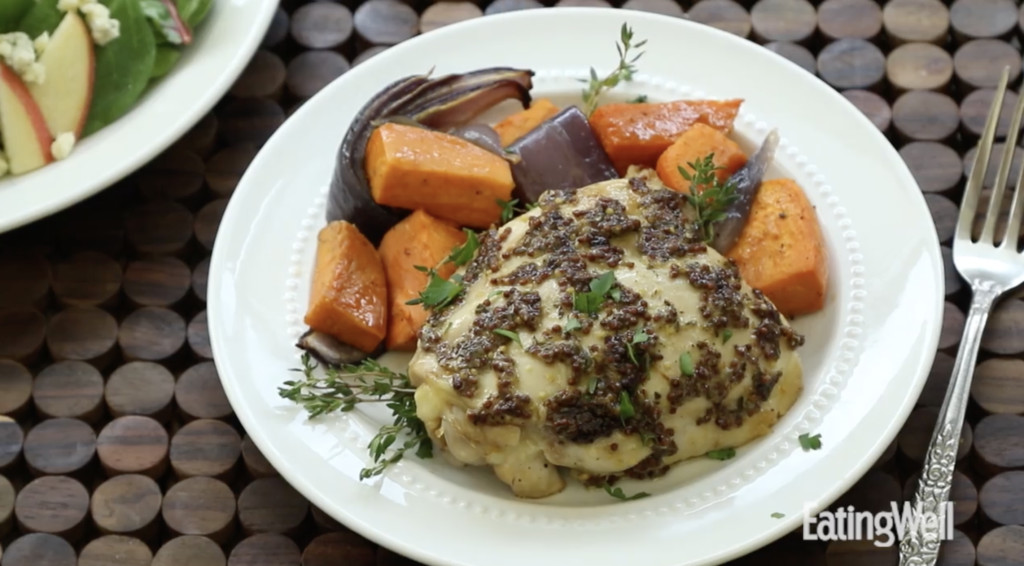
[209,8,944,566]
[0,0,278,233]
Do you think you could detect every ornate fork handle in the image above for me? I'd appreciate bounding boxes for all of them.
[899,281,1001,565]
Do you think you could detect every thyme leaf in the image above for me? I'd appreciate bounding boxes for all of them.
[580,23,647,116]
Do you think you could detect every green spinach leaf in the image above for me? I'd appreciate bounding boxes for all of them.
[84,0,156,135]
[150,45,180,78]
[17,0,63,37]
[0,0,34,33]
[175,0,212,29]
[139,0,184,44]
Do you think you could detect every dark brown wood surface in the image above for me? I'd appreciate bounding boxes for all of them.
[0,1,1019,564]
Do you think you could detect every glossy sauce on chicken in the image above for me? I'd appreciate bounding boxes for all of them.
[408,176,804,498]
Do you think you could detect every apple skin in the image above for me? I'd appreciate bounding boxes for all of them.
[27,12,95,138]
[0,62,54,175]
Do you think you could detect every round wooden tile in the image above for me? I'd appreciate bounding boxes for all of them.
[90,474,162,537]
[0,418,23,472]
[174,112,219,158]
[0,252,51,310]
[0,474,13,537]
[972,358,1024,414]
[0,533,76,566]
[230,50,287,99]
[118,307,187,362]
[976,525,1024,566]
[96,416,169,478]
[50,251,121,308]
[45,306,117,367]
[817,0,882,40]
[842,89,891,132]
[192,256,210,303]
[833,469,902,514]
[241,435,277,479]
[301,531,377,566]
[960,88,1021,139]
[0,360,32,418]
[217,98,286,148]
[23,418,96,476]
[195,199,228,252]
[899,141,962,194]
[14,475,89,540]
[162,476,236,543]
[32,361,104,423]
[261,6,289,48]
[227,533,301,566]
[918,351,955,408]
[973,414,1024,475]
[981,298,1024,355]
[206,144,257,198]
[123,256,192,308]
[817,38,886,91]
[979,471,1024,525]
[938,530,977,566]
[153,535,227,566]
[237,477,308,536]
[885,42,953,92]
[169,418,241,480]
[824,539,898,565]
[290,2,353,49]
[964,144,1024,191]
[188,310,212,360]
[898,406,972,463]
[554,0,612,7]
[286,50,351,100]
[686,0,751,38]
[353,0,420,46]
[950,0,1017,41]
[310,505,344,533]
[904,469,978,526]
[377,547,421,566]
[939,300,966,350]
[352,45,389,67]
[176,362,232,421]
[137,148,206,201]
[941,247,964,297]
[620,0,684,17]
[78,535,152,566]
[765,41,817,75]
[953,39,1023,92]
[891,90,961,142]
[420,1,483,34]
[105,361,176,421]
[927,194,958,244]
[750,0,816,44]
[124,200,195,256]
[0,308,46,365]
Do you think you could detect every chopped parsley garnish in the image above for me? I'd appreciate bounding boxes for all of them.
[618,391,635,419]
[629,94,648,103]
[493,328,521,345]
[497,198,520,224]
[680,154,740,243]
[581,23,647,116]
[574,271,617,315]
[406,269,464,310]
[771,512,785,519]
[279,353,431,480]
[603,483,650,501]
[706,447,736,461]
[721,329,733,344]
[626,327,649,365]
[679,352,694,376]
[799,433,822,451]
[446,229,479,266]
[564,317,582,333]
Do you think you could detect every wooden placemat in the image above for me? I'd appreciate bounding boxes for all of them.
[1,0,1023,564]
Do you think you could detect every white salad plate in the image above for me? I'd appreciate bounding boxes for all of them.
[0,0,278,233]
[208,9,944,566]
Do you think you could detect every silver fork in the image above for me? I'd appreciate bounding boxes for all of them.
[899,67,1024,565]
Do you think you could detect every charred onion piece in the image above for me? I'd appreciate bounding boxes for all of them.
[326,68,535,243]
[449,124,504,155]
[709,129,781,254]
[506,106,619,203]
[296,329,369,366]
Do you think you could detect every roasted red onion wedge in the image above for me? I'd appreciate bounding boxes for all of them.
[710,129,780,254]
[326,68,534,243]
[506,106,619,203]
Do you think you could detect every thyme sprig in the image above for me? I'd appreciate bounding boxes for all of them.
[679,154,739,242]
[279,353,432,480]
[581,23,647,116]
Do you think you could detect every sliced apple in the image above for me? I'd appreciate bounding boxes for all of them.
[27,12,95,138]
[0,63,54,175]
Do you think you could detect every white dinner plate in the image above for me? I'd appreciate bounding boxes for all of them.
[208,9,943,566]
[0,0,278,232]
